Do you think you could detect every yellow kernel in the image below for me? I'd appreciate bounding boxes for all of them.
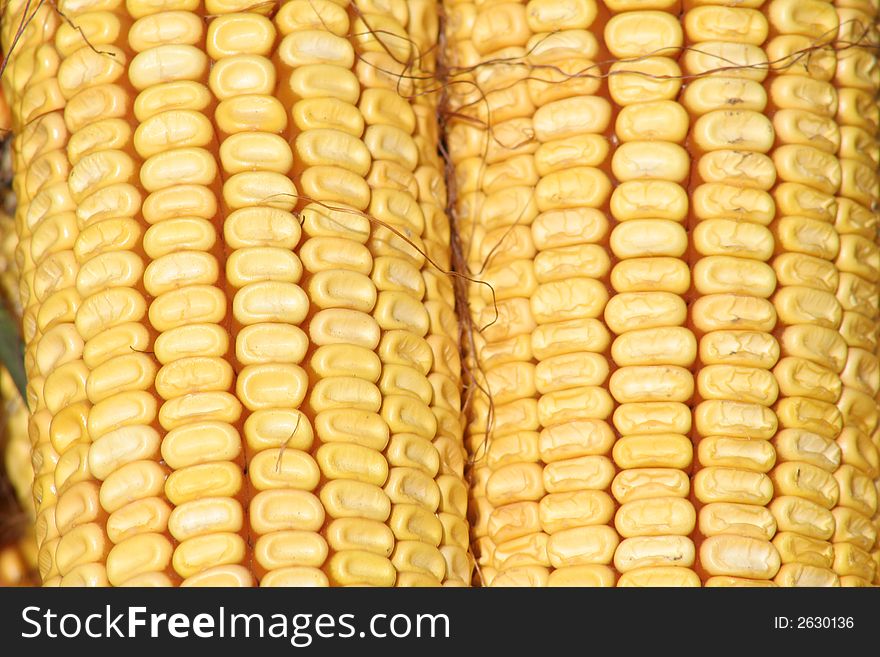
[614,536,695,573]
[173,533,246,579]
[143,217,217,258]
[254,531,328,571]
[105,533,171,586]
[249,449,321,492]
[216,95,287,134]
[699,503,777,541]
[605,11,682,58]
[207,13,276,58]
[220,132,293,174]
[161,422,242,470]
[168,498,243,542]
[133,81,211,124]
[99,460,165,514]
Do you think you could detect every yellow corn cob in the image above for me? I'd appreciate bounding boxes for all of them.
[445,0,879,587]
[0,0,469,587]
[2,0,69,587]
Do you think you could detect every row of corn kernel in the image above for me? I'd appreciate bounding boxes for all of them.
[9,0,74,587]
[208,2,305,588]
[407,0,472,586]
[831,1,880,587]
[291,3,418,586]
[59,2,148,586]
[450,0,620,587]
[311,0,420,588]
[265,0,379,588]
[446,0,543,586]
[765,25,849,585]
[275,0,397,587]
[765,0,846,587]
[55,0,157,587]
[0,194,33,581]
[442,0,493,585]
[479,3,556,587]
[375,0,470,586]
[137,0,251,587]
[355,5,445,587]
[79,0,212,587]
[360,2,462,587]
[524,3,616,589]
[684,0,782,586]
[0,0,55,585]
[27,24,84,577]
[42,0,117,589]
[605,0,698,587]
[241,2,348,586]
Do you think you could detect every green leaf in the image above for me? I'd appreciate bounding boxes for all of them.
[0,303,25,401]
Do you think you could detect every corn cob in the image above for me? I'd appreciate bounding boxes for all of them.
[445,1,879,587]
[0,0,469,587]
[2,0,70,587]
[0,94,36,588]
[830,0,880,587]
